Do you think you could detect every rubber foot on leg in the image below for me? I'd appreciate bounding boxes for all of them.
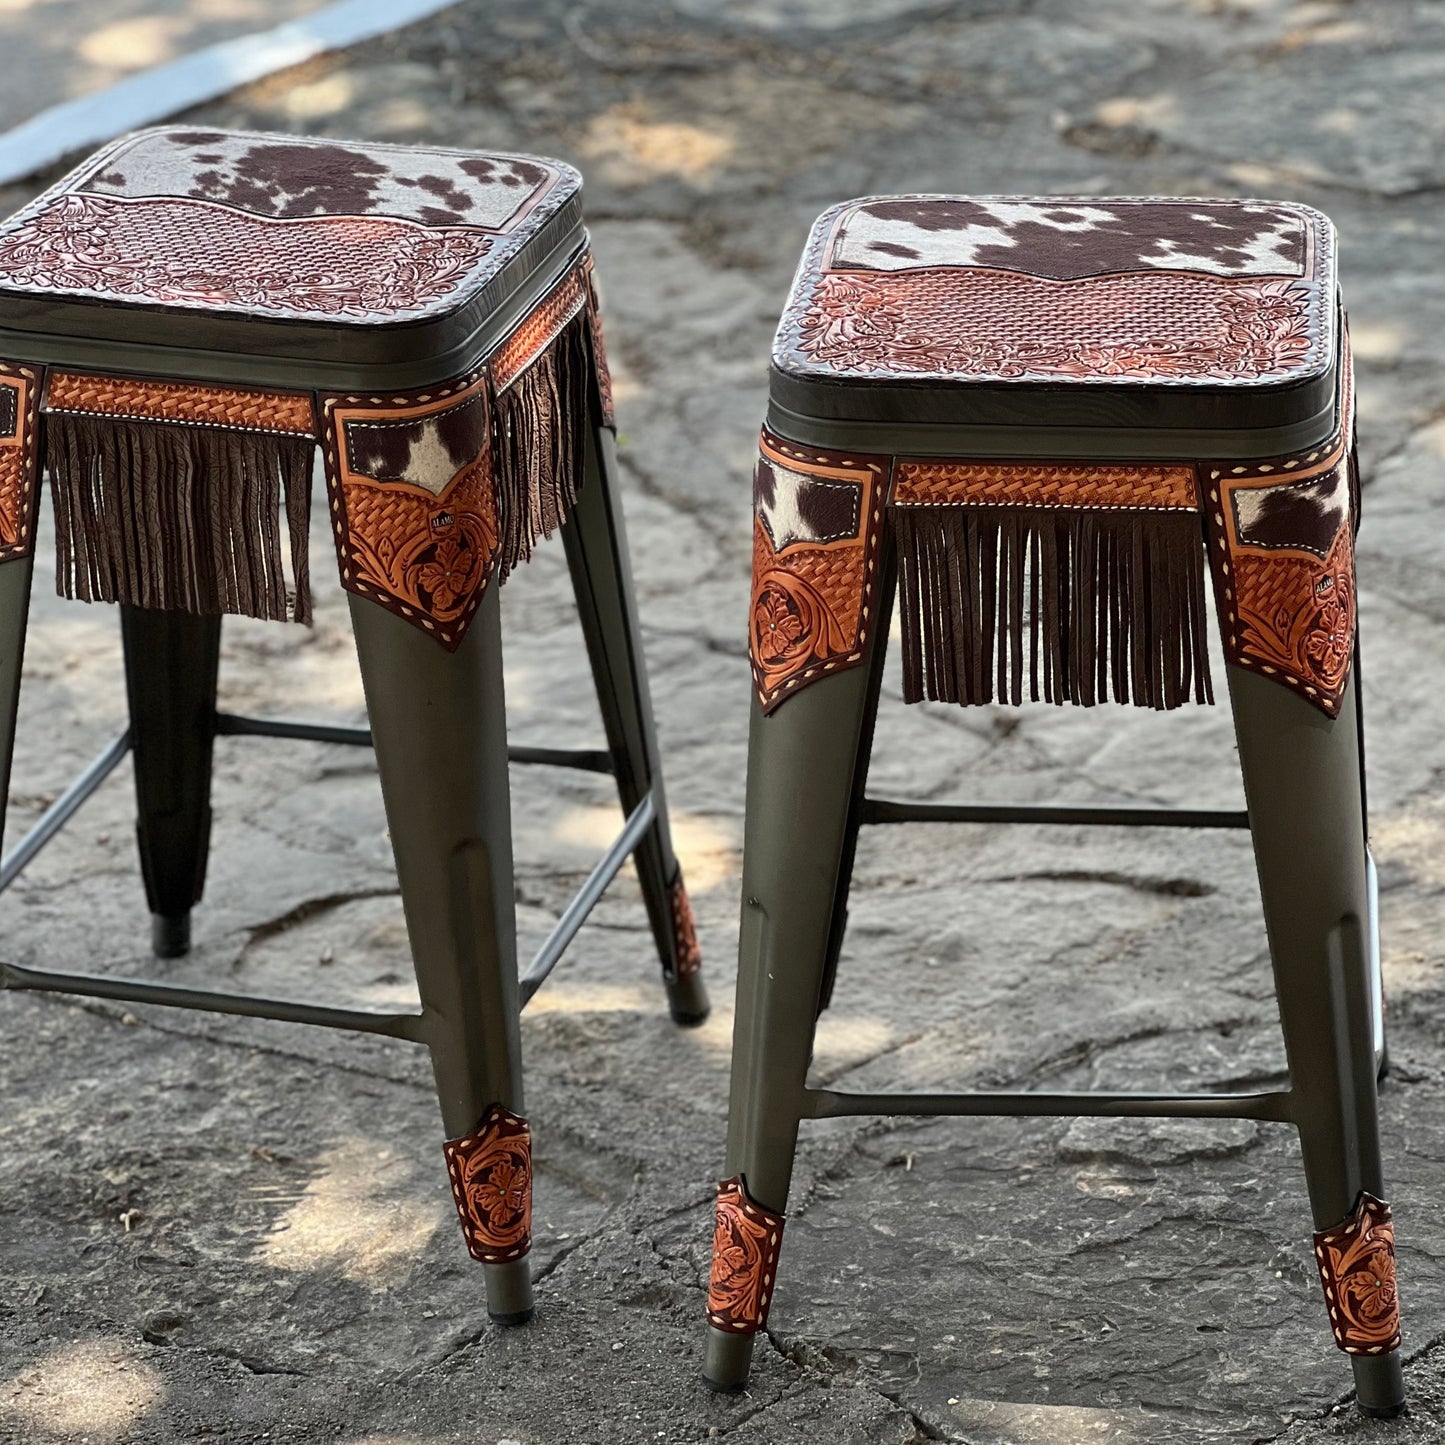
[667,969,709,1028]
[1353,1352,1406,1418]
[151,913,191,959]
[484,1257,534,1326]
[703,1323,755,1392]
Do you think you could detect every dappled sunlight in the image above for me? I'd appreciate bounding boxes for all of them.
[78,15,182,70]
[812,1012,901,1074]
[582,102,736,185]
[275,71,357,120]
[944,1397,1148,1443]
[553,804,734,894]
[1092,93,1178,131]
[1372,808,1445,892]
[525,979,653,1015]
[259,1138,443,1288]
[2,1339,164,1442]
[1314,105,1362,136]
[1347,319,1408,364]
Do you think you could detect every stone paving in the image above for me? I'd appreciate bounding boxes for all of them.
[3,1,1445,1441]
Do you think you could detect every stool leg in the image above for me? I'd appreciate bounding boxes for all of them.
[1229,665,1405,1417]
[560,422,708,1025]
[119,606,220,959]
[703,584,892,1391]
[348,587,533,1324]
[0,556,34,854]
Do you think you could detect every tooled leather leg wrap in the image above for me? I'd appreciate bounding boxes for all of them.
[0,363,41,562]
[707,1176,785,1335]
[1314,1192,1400,1356]
[668,873,703,980]
[443,1104,533,1264]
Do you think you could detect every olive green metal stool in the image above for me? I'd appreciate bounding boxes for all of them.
[703,195,1401,1415]
[0,128,707,1326]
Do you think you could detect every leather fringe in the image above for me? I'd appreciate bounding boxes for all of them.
[893,505,1213,710]
[49,413,313,624]
[492,309,591,579]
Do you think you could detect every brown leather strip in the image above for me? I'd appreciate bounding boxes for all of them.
[893,459,1198,511]
[443,1103,533,1265]
[1314,1192,1400,1356]
[45,371,316,437]
[491,265,589,392]
[707,1176,785,1335]
[0,363,42,562]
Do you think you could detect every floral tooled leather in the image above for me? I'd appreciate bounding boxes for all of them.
[1314,1192,1400,1356]
[707,1176,785,1335]
[1204,350,1356,716]
[322,372,501,649]
[443,1103,533,1264]
[750,430,888,713]
[773,195,1335,390]
[0,363,42,560]
[669,875,702,979]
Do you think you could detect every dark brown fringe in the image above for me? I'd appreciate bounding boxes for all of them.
[893,505,1213,710]
[48,414,313,624]
[492,309,592,579]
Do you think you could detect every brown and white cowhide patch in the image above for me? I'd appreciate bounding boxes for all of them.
[828,198,1306,279]
[81,130,560,232]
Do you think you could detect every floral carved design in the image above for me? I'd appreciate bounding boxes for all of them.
[0,363,41,561]
[749,431,888,713]
[707,1176,785,1335]
[1314,1193,1400,1356]
[0,193,495,321]
[1204,354,1356,716]
[668,875,703,980]
[785,268,1323,385]
[322,373,501,649]
[443,1103,533,1264]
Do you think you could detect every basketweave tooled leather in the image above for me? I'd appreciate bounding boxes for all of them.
[773,195,1335,388]
[0,362,41,562]
[0,128,577,323]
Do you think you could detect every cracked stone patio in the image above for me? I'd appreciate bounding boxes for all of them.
[4,1,1445,1441]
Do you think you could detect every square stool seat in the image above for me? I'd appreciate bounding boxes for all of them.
[769,195,1339,451]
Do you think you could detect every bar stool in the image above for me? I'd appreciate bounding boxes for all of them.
[0,127,707,1325]
[703,195,1402,1415]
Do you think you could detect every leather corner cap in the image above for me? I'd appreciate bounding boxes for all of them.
[707,1176,785,1336]
[1314,1192,1400,1356]
[749,429,888,714]
[443,1103,533,1265]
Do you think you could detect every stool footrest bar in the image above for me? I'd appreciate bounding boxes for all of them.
[0,960,428,1039]
[861,798,1251,829]
[802,1087,1294,1122]
[0,731,132,893]
[214,713,614,772]
[520,792,657,1006]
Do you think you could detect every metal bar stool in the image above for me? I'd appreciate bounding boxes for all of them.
[0,127,707,1326]
[703,195,1401,1416]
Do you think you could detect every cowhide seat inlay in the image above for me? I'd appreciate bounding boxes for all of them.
[0,128,608,643]
[755,194,1354,716]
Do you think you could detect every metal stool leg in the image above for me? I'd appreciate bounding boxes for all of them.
[561,421,708,1024]
[703,588,891,1391]
[0,556,33,854]
[120,606,220,958]
[349,585,533,1325]
[1230,665,1405,1417]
